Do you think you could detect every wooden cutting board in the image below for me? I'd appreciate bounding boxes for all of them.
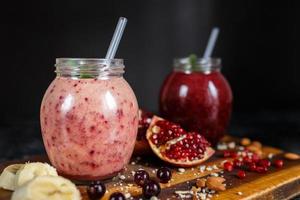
[1,138,300,200]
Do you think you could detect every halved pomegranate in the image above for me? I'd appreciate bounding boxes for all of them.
[146,116,215,167]
[133,109,154,155]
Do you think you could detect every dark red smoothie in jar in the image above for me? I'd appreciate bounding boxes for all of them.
[159,57,232,145]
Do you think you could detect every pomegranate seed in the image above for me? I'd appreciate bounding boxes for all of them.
[237,170,246,179]
[233,159,243,168]
[251,154,260,163]
[274,159,284,168]
[258,159,271,168]
[248,162,257,172]
[223,161,233,172]
[256,166,268,173]
[230,151,238,159]
[243,156,252,164]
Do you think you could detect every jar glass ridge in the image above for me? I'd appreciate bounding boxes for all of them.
[173,57,221,73]
[55,58,125,78]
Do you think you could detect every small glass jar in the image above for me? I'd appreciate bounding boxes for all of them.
[159,57,233,145]
[40,58,139,180]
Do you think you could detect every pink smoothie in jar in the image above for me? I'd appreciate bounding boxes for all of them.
[159,57,232,145]
[40,58,138,180]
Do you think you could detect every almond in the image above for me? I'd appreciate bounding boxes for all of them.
[247,145,263,156]
[196,178,206,188]
[240,138,251,146]
[191,186,201,200]
[206,177,226,191]
[284,153,300,160]
[252,141,262,149]
[247,145,257,151]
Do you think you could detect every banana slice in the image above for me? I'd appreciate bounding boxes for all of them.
[11,175,81,200]
[15,162,58,187]
[0,164,24,190]
[0,162,58,191]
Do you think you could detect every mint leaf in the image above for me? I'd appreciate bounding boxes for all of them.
[189,54,198,70]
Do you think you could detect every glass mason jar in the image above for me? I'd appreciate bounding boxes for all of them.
[40,58,139,180]
[159,57,233,145]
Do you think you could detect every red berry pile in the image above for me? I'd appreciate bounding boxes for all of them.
[221,149,284,179]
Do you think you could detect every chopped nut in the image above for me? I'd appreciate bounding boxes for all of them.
[238,146,245,151]
[237,191,243,195]
[241,138,251,146]
[284,152,300,160]
[199,193,207,199]
[152,125,160,133]
[199,165,206,172]
[212,165,218,170]
[252,141,262,149]
[196,178,206,188]
[221,160,228,165]
[119,175,126,180]
[228,142,236,149]
[206,166,213,171]
[206,177,226,191]
[191,186,202,199]
[247,145,262,155]
[217,143,228,150]
[178,168,186,173]
[210,173,219,177]
[268,153,274,159]
[174,190,193,199]
[125,193,131,198]
[208,177,225,183]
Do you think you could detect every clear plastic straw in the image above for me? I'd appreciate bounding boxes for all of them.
[105,17,128,59]
[203,27,220,58]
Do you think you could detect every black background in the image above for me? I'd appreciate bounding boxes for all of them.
[0,0,300,160]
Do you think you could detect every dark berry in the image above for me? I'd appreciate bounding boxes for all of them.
[237,170,246,179]
[142,180,161,199]
[258,159,271,168]
[157,167,172,183]
[274,159,284,168]
[134,170,150,186]
[109,192,126,200]
[223,161,233,172]
[87,181,106,200]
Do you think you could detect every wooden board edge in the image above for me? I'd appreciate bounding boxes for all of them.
[213,164,300,200]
